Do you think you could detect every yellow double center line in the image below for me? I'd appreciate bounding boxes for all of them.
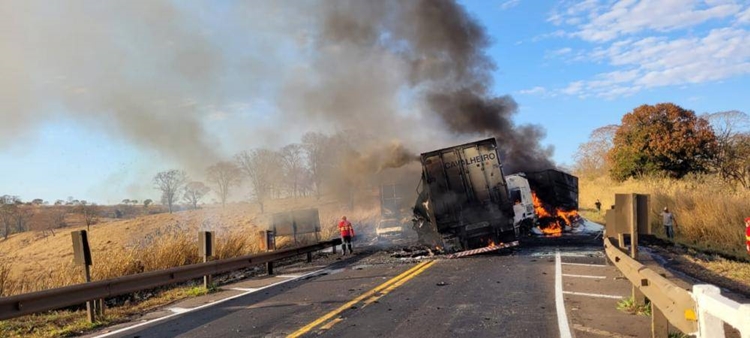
[287,260,437,338]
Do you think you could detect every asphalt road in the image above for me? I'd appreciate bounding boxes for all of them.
[92,234,646,338]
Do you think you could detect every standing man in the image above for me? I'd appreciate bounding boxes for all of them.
[338,216,355,255]
[595,199,602,213]
[745,217,750,256]
[661,207,676,240]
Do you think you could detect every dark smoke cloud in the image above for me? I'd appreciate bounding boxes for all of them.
[1,0,554,201]
[293,0,555,173]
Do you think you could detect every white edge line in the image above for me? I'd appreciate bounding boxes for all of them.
[93,268,327,338]
[562,274,606,279]
[561,262,606,267]
[275,274,304,278]
[562,291,624,300]
[556,251,573,338]
[230,287,259,292]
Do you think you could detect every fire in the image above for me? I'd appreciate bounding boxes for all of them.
[531,191,580,236]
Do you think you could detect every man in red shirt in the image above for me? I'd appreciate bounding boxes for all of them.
[338,216,355,255]
[745,217,750,256]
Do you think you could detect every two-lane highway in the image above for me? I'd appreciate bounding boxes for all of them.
[90,242,647,338]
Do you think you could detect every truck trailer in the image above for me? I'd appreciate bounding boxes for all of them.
[412,138,518,252]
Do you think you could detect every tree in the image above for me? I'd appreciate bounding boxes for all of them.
[0,195,20,240]
[54,199,64,206]
[280,144,308,197]
[153,170,188,213]
[31,198,44,206]
[302,132,328,199]
[573,125,619,178]
[206,161,242,207]
[236,149,280,213]
[183,181,210,210]
[121,199,131,205]
[608,103,718,181]
[704,111,750,189]
[131,199,138,205]
[77,201,100,232]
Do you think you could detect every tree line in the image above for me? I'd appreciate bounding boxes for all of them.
[574,103,750,188]
[154,130,369,213]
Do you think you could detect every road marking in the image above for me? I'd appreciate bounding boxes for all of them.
[361,260,436,307]
[572,323,636,338]
[167,307,191,314]
[287,260,436,338]
[556,251,573,338]
[93,268,328,338]
[562,274,606,279]
[563,291,624,299]
[230,287,259,292]
[319,317,343,330]
[276,274,304,278]
[562,262,606,267]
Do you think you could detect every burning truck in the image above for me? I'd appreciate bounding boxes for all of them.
[411,138,581,252]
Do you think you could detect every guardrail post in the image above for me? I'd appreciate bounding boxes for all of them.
[651,303,668,338]
[199,231,215,289]
[72,230,96,323]
[693,285,725,338]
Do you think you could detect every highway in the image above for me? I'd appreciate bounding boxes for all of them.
[89,234,650,337]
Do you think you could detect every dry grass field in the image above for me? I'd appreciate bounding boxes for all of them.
[0,189,382,297]
[578,174,750,260]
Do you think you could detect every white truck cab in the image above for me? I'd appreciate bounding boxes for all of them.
[505,173,536,226]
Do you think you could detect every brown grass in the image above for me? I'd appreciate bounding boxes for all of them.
[0,191,382,336]
[579,174,750,260]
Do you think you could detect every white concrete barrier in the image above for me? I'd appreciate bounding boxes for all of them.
[692,285,750,338]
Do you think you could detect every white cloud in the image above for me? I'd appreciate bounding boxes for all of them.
[518,86,547,95]
[558,28,750,98]
[738,6,750,23]
[500,0,520,10]
[551,0,743,42]
[547,1,750,98]
[551,47,572,55]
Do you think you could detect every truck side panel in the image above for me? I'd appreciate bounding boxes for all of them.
[418,138,515,250]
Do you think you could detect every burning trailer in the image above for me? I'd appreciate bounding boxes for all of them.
[411,138,583,254]
[412,138,519,252]
[520,170,582,236]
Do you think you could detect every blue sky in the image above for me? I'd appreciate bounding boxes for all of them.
[1,0,749,204]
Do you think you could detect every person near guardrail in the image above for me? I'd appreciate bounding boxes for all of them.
[745,217,750,255]
[661,207,676,240]
[338,216,355,255]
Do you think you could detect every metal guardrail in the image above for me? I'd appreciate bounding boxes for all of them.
[604,236,697,334]
[605,193,750,338]
[0,238,341,321]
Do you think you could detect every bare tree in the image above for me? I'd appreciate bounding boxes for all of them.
[280,144,308,198]
[0,195,20,240]
[183,181,210,209]
[573,125,619,178]
[77,201,100,232]
[705,111,750,188]
[153,170,188,213]
[302,132,329,199]
[206,161,242,207]
[235,149,279,213]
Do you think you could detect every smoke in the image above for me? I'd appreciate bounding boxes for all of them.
[287,0,555,172]
[1,0,554,200]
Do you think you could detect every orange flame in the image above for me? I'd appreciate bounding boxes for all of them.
[531,191,580,236]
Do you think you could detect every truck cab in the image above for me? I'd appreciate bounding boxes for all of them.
[505,174,536,229]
